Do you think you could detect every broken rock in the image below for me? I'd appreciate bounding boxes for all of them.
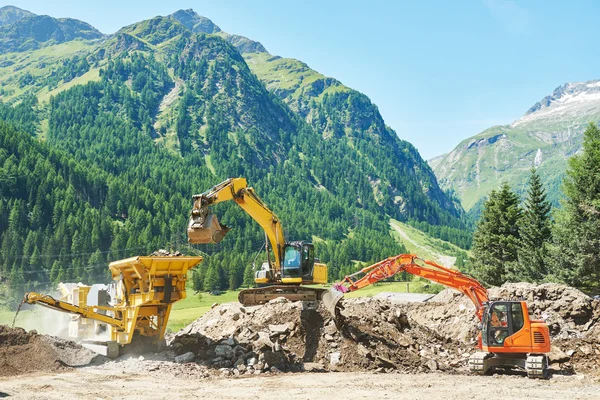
[426,359,438,371]
[269,323,292,335]
[174,352,195,364]
[214,344,234,359]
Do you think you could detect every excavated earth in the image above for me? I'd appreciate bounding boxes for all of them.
[2,282,599,382]
[0,325,103,376]
[170,283,600,377]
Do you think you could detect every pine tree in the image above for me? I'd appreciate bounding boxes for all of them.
[518,168,552,282]
[471,183,521,286]
[550,123,600,289]
[203,264,220,292]
[243,263,255,288]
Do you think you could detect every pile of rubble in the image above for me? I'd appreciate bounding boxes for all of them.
[170,297,472,376]
[170,282,600,376]
[0,325,102,376]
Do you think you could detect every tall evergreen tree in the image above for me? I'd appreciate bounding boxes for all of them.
[471,183,521,286]
[518,168,552,282]
[550,123,600,289]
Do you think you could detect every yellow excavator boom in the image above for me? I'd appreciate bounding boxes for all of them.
[188,177,286,273]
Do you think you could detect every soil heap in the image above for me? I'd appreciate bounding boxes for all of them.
[0,325,101,376]
[171,283,600,376]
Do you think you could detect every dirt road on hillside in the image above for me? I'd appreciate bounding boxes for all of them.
[1,368,599,400]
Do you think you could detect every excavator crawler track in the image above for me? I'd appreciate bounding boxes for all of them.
[526,355,549,379]
[468,352,491,375]
[238,286,327,307]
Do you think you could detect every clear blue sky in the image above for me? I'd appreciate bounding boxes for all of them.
[6,0,600,159]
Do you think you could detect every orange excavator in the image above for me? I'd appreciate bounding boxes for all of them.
[323,254,551,378]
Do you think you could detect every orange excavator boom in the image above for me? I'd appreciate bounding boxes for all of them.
[327,253,489,320]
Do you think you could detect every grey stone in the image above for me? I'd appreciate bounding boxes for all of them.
[252,331,274,350]
[302,362,325,372]
[548,347,571,364]
[215,344,234,359]
[324,334,335,342]
[330,352,341,365]
[213,359,233,368]
[396,336,414,347]
[221,337,236,346]
[426,359,438,371]
[174,351,195,363]
[269,324,291,334]
[268,297,289,304]
[233,345,246,357]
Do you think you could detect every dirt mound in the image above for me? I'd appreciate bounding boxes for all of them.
[171,282,600,376]
[423,282,599,344]
[171,298,472,375]
[0,325,102,376]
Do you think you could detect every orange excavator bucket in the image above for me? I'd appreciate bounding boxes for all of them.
[187,212,230,244]
[322,287,345,317]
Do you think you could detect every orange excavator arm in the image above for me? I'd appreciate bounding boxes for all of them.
[327,254,489,320]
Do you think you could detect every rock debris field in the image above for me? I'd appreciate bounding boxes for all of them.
[2,283,600,379]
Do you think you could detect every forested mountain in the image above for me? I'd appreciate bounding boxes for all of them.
[0,7,470,305]
[431,80,600,211]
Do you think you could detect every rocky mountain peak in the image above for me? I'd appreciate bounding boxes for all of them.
[169,9,221,34]
[524,80,600,116]
[0,5,34,27]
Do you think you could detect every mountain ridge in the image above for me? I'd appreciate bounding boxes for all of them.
[431,79,600,211]
[0,13,103,54]
[0,7,469,243]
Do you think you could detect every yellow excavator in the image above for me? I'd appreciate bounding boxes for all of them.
[187,177,328,306]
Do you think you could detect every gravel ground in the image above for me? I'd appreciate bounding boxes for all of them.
[1,367,599,400]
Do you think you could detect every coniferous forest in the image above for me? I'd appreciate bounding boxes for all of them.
[0,23,471,306]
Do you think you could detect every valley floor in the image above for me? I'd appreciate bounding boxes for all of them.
[1,367,598,400]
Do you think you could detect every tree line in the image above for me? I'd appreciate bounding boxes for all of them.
[470,123,600,292]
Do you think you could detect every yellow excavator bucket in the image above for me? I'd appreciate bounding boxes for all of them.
[187,213,230,244]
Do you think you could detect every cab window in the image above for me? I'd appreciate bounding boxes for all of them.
[489,303,509,345]
[511,303,524,332]
[283,247,301,269]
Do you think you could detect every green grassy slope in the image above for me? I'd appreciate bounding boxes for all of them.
[389,219,470,267]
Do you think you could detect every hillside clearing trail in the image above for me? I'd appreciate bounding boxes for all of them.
[390,223,456,267]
